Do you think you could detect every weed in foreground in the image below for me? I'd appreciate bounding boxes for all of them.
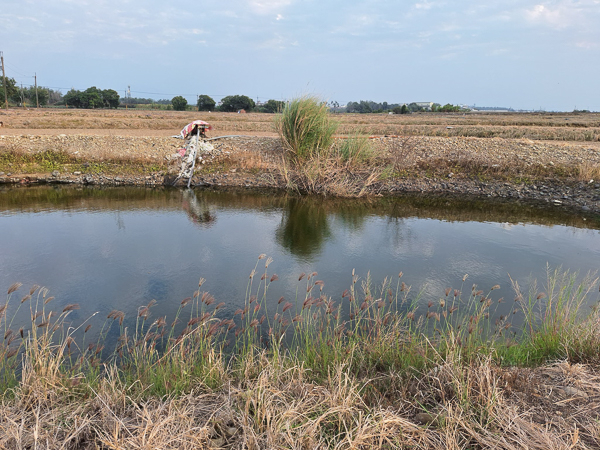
[1,260,600,448]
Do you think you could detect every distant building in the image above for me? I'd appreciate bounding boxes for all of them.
[414,102,434,111]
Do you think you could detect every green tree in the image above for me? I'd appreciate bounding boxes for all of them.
[392,104,409,114]
[260,99,284,113]
[34,88,49,106]
[172,96,188,111]
[18,86,49,106]
[63,89,83,108]
[0,77,19,105]
[219,95,255,112]
[438,103,461,112]
[408,102,421,113]
[101,89,120,108]
[196,94,216,111]
[81,87,103,108]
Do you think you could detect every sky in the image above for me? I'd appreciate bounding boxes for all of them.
[1,0,599,111]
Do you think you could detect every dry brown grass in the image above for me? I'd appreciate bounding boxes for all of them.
[2,355,599,449]
[577,161,600,182]
[278,151,384,197]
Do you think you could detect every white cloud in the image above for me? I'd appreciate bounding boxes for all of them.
[248,0,292,15]
[414,1,433,9]
[526,4,567,28]
[525,1,600,30]
[576,40,599,49]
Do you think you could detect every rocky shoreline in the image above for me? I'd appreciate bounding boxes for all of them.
[2,169,599,216]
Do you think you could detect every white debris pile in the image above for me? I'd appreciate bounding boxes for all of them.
[171,120,215,187]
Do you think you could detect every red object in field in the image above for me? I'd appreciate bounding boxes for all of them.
[180,120,212,139]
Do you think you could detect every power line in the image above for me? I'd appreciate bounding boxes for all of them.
[4,62,30,78]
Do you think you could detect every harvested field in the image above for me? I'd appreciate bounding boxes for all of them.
[1,108,599,141]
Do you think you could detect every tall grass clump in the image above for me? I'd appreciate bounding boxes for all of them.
[275,96,338,159]
[336,133,374,165]
[275,100,382,196]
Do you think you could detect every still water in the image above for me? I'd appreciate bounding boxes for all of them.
[0,185,599,336]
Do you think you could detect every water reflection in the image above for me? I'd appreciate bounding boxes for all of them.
[276,198,331,258]
[182,189,216,228]
[0,184,599,340]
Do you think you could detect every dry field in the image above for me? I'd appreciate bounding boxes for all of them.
[1,108,599,142]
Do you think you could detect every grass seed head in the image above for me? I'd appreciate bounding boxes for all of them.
[63,303,80,312]
[7,282,22,295]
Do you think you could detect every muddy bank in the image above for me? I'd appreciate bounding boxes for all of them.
[2,169,599,216]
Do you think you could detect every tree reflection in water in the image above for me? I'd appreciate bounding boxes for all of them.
[276,197,331,258]
[182,189,216,228]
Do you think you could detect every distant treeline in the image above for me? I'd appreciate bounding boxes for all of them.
[0,77,62,106]
[7,77,582,113]
[345,100,466,114]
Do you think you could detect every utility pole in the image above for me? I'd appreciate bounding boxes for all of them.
[34,73,39,108]
[1,51,8,110]
[20,83,24,108]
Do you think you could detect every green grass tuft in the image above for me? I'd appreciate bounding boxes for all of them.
[275,96,338,159]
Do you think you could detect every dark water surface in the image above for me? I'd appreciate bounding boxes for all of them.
[1,185,599,338]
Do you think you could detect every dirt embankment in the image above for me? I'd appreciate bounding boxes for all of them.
[1,109,600,214]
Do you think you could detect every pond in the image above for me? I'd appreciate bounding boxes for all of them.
[1,185,599,341]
